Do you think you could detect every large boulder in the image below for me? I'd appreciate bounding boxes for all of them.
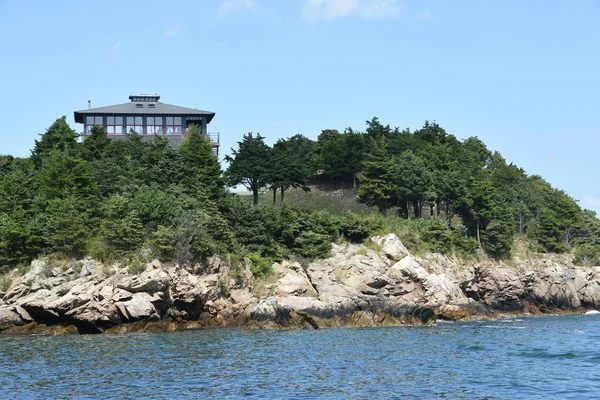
[116,268,169,293]
[115,292,161,322]
[273,261,318,297]
[463,264,525,310]
[372,234,409,262]
[578,280,600,308]
[0,306,32,328]
[524,264,581,309]
[389,255,467,306]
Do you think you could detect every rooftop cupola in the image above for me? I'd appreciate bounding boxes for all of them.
[129,94,160,102]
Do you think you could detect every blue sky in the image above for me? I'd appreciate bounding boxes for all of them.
[1,0,599,212]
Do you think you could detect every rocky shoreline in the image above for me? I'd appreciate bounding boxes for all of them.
[1,234,599,334]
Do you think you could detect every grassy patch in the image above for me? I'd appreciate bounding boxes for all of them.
[238,187,374,216]
[0,273,13,292]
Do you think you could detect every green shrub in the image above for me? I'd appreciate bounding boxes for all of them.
[574,244,600,267]
[227,200,277,256]
[125,256,147,275]
[420,218,452,253]
[0,274,13,291]
[340,212,383,242]
[247,252,273,278]
[293,231,332,259]
[450,228,479,256]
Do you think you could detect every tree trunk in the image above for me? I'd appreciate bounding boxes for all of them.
[280,187,285,203]
[352,172,357,190]
[430,203,434,217]
[436,200,441,217]
[446,203,451,229]
[413,200,419,219]
[476,223,481,245]
[252,188,259,207]
[519,214,523,235]
[272,188,277,205]
[406,200,411,219]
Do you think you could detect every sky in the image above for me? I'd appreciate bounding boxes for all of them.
[0,0,599,212]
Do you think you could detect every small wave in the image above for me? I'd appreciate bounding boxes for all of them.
[482,325,526,329]
[517,351,583,360]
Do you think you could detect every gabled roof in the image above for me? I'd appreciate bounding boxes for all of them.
[74,101,215,123]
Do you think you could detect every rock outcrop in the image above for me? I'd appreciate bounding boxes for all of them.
[1,234,600,334]
[0,258,256,334]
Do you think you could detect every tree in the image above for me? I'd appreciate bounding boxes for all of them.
[80,125,111,161]
[43,193,92,256]
[394,150,434,218]
[357,137,397,215]
[312,128,365,186]
[98,194,144,254]
[225,133,271,206]
[31,116,79,168]
[179,124,227,203]
[465,179,500,245]
[268,134,313,203]
[36,149,94,200]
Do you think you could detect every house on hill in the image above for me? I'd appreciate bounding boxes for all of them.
[74,94,219,152]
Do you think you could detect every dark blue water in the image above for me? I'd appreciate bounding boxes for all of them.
[1,314,599,399]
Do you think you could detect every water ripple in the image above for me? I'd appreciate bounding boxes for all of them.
[0,314,599,399]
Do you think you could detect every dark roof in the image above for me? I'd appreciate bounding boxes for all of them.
[74,101,215,123]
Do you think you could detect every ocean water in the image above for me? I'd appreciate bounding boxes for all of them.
[1,314,599,399]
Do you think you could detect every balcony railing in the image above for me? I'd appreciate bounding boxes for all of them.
[207,132,220,146]
[82,131,220,146]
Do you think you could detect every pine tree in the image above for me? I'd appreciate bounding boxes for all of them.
[225,133,271,206]
[357,137,397,215]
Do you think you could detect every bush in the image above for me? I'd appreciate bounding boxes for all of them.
[574,244,600,267]
[227,200,277,256]
[450,228,479,256]
[293,231,332,259]
[420,218,452,253]
[340,212,383,242]
[247,252,273,278]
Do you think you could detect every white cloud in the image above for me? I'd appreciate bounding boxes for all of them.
[164,25,183,37]
[304,0,401,22]
[415,9,431,19]
[304,0,359,20]
[360,0,401,18]
[111,38,123,62]
[582,196,600,211]
[218,0,260,16]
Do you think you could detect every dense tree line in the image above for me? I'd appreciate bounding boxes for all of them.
[225,117,600,261]
[0,116,598,275]
[0,118,355,274]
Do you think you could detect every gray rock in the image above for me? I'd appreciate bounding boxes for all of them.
[116,269,169,293]
[373,234,409,262]
[579,280,600,308]
[0,307,28,328]
[116,292,159,322]
[464,264,525,310]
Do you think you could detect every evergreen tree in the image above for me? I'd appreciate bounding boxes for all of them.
[268,134,313,203]
[225,133,271,206]
[179,124,227,203]
[357,137,397,215]
[31,116,79,168]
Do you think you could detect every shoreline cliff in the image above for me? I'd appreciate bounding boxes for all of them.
[1,234,599,334]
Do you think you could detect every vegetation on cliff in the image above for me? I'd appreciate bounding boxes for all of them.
[0,116,599,275]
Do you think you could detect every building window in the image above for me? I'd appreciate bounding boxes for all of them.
[85,116,103,134]
[146,116,163,134]
[126,116,144,134]
[166,117,182,134]
[106,116,124,135]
